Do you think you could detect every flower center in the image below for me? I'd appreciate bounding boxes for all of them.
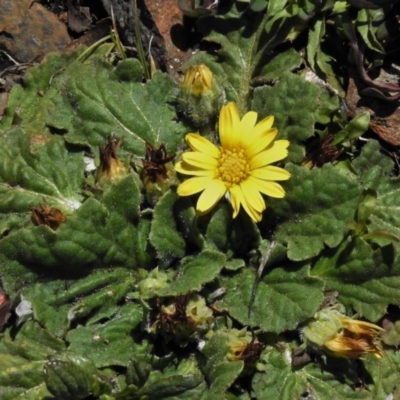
[216,147,249,187]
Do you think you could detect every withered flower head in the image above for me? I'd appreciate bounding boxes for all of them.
[227,329,265,367]
[98,134,128,182]
[142,141,175,183]
[302,309,384,359]
[152,293,214,342]
[302,134,342,169]
[29,202,66,230]
[157,294,192,335]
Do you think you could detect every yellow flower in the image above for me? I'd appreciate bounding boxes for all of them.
[182,65,213,96]
[303,309,384,359]
[175,102,291,222]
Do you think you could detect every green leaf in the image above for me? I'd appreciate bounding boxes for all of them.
[67,303,143,367]
[357,188,377,225]
[356,9,384,54]
[51,59,186,155]
[363,350,400,399]
[0,321,65,399]
[307,17,325,71]
[1,47,186,156]
[332,113,370,145]
[344,113,370,141]
[0,128,83,217]
[131,356,205,399]
[44,352,101,399]
[189,3,271,114]
[224,258,245,271]
[205,203,233,252]
[302,360,373,399]
[252,74,321,163]
[200,333,243,399]
[174,197,204,250]
[24,268,136,337]
[271,164,361,261]
[362,229,399,243]
[67,276,137,325]
[0,127,84,245]
[113,58,144,82]
[252,346,306,400]
[352,140,393,187]
[0,175,149,289]
[250,0,268,12]
[0,46,112,131]
[382,320,400,347]
[313,88,341,125]
[306,16,345,96]
[266,0,288,18]
[126,341,157,388]
[351,140,400,246]
[365,175,400,247]
[253,345,374,399]
[218,265,323,333]
[136,373,204,399]
[159,250,226,296]
[259,48,303,81]
[150,190,187,267]
[312,237,400,321]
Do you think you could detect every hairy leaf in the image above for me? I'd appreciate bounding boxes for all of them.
[218,265,323,333]
[272,164,361,261]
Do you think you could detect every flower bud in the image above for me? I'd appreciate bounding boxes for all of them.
[96,134,129,185]
[137,267,173,299]
[302,309,384,359]
[176,64,225,127]
[182,64,213,96]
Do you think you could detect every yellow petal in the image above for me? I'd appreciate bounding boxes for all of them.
[186,133,220,158]
[244,129,278,158]
[239,111,257,140]
[182,152,218,169]
[177,176,213,196]
[248,176,286,198]
[240,179,266,212]
[196,179,226,214]
[219,102,240,148]
[229,184,262,222]
[175,161,215,177]
[253,115,274,136]
[240,192,262,222]
[340,318,385,334]
[249,140,289,169]
[229,185,241,218]
[199,64,213,90]
[250,166,291,181]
